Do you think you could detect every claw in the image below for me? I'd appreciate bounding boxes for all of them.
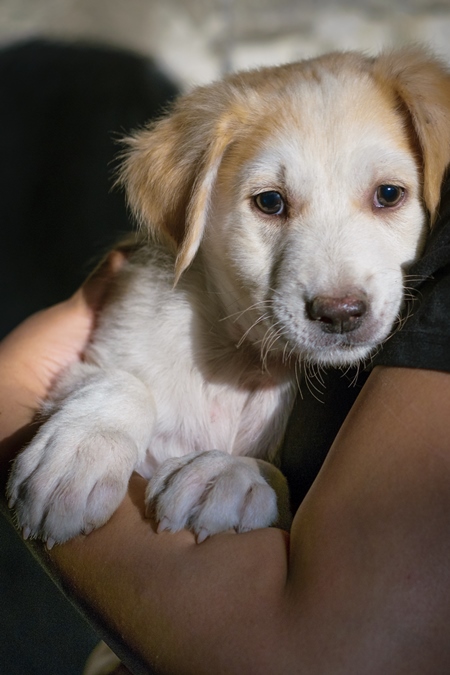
[82,524,95,536]
[157,516,171,533]
[46,538,56,550]
[22,526,31,541]
[196,528,210,544]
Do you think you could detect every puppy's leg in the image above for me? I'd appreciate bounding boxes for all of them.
[146,450,290,543]
[7,363,155,545]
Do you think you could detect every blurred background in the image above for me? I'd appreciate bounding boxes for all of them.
[1,1,450,673]
[3,0,450,87]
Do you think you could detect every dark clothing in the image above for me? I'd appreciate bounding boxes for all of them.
[374,176,450,374]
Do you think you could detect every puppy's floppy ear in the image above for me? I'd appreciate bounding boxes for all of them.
[120,87,239,282]
[374,48,450,222]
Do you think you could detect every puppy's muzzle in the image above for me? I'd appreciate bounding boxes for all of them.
[306,291,368,334]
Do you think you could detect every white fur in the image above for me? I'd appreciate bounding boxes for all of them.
[8,49,450,544]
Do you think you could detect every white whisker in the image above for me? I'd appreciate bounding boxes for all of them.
[236,312,270,349]
[219,299,272,324]
[303,364,325,403]
[294,358,303,398]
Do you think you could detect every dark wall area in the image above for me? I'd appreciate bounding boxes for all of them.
[0,38,178,337]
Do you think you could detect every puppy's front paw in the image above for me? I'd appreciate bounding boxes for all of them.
[7,416,138,546]
[145,450,278,543]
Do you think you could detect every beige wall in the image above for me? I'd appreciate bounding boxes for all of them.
[1,0,450,87]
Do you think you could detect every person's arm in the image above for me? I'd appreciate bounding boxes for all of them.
[44,367,450,674]
[2,287,450,672]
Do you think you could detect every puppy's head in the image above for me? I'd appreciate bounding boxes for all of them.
[121,48,450,367]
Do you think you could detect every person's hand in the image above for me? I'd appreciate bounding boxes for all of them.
[0,251,125,467]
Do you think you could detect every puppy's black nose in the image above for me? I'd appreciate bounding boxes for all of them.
[306,293,368,334]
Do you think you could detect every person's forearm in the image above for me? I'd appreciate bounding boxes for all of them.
[46,475,291,674]
[43,368,450,673]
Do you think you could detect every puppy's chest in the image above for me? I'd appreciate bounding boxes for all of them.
[140,360,295,474]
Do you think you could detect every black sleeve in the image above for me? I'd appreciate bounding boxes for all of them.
[280,367,369,511]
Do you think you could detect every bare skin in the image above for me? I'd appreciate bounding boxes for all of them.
[1,262,450,674]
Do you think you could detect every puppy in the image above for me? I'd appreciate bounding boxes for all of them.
[7,48,450,546]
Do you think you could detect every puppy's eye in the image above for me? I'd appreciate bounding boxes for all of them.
[374,185,405,208]
[254,191,285,216]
